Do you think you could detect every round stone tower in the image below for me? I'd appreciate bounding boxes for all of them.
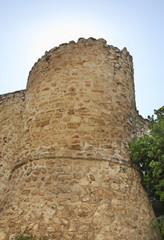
[0,38,154,239]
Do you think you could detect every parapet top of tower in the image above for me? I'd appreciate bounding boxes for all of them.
[27,37,133,89]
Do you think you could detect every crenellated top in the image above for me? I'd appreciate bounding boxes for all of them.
[26,37,133,90]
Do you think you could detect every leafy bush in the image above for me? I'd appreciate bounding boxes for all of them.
[150,216,164,240]
[129,106,164,216]
[129,106,164,238]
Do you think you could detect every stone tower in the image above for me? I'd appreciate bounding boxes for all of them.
[0,38,155,239]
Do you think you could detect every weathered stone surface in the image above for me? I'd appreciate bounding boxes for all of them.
[0,232,6,240]
[0,38,154,239]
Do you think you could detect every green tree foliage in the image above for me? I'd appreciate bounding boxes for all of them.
[150,216,164,240]
[129,106,164,238]
[129,106,164,217]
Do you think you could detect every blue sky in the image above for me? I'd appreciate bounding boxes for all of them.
[0,0,163,118]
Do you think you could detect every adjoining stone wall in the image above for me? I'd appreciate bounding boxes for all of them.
[134,112,149,138]
[0,38,155,240]
[0,91,25,207]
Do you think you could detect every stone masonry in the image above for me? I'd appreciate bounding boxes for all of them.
[0,38,155,239]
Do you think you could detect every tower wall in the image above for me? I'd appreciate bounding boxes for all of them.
[21,38,136,162]
[0,38,154,240]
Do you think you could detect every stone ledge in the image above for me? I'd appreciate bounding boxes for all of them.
[10,152,140,179]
